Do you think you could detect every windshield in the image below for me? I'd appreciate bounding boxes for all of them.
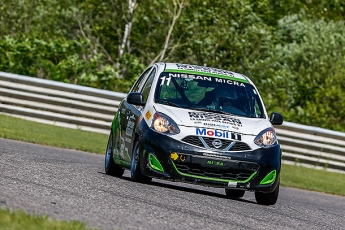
[154,72,266,118]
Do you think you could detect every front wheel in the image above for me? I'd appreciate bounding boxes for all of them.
[105,131,124,177]
[255,180,280,205]
[131,140,152,183]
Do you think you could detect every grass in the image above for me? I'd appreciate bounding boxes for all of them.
[281,164,345,196]
[0,207,95,230]
[0,114,108,154]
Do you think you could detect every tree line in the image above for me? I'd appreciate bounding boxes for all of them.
[1,0,345,131]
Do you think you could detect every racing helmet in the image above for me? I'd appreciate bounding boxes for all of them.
[214,84,238,110]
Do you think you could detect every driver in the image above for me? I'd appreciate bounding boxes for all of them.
[214,84,238,111]
[219,97,236,110]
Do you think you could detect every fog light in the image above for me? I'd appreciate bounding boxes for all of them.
[260,170,276,185]
[148,154,164,172]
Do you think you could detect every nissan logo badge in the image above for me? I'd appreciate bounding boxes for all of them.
[212,139,223,148]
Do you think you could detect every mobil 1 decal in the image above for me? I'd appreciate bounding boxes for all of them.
[196,128,242,141]
[188,112,242,127]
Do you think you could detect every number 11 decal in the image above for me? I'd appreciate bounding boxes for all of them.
[160,76,171,86]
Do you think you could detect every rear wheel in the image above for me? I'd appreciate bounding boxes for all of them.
[131,140,152,183]
[255,180,280,205]
[225,189,245,198]
[105,131,124,177]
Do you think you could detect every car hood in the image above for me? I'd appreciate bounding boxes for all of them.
[153,104,271,136]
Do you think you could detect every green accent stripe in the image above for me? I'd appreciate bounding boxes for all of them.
[165,69,249,83]
[260,170,276,185]
[171,161,256,183]
[148,154,164,172]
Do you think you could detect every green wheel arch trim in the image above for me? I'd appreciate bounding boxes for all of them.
[148,153,164,172]
[111,110,120,132]
[260,170,277,185]
[165,69,249,83]
[171,161,256,183]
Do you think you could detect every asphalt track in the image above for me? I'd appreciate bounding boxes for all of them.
[0,138,344,230]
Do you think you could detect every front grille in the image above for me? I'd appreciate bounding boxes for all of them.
[181,135,251,151]
[174,162,254,181]
[182,136,203,147]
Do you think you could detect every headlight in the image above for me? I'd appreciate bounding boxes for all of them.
[254,128,278,148]
[151,112,180,135]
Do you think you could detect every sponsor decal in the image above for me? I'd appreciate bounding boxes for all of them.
[169,73,212,81]
[176,64,235,77]
[196,128,242,141]
[171,152,179,161]
[228,182,237,188]
[189,112,242,127]
[202,153,232,160]
[167,73,246,87]
[215,78,245,87]
[125,120,135,136]
[206,160,226,167]
[145,110,152,120]
[180,155,186,162]
[203,123,229,129]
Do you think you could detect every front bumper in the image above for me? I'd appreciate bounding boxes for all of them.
[138,126,281,193]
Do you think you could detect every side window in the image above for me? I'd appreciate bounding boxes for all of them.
[141,68,157,102]
[130,67,152,93]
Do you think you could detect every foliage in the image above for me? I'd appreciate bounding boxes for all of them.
[262,13,345,130]
[1,0,345,131]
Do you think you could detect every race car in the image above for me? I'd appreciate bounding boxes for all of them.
[105,62,283,205]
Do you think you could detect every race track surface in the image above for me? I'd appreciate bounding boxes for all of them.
[0,138,344,230]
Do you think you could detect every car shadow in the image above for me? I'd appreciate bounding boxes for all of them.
[98,171,257,205]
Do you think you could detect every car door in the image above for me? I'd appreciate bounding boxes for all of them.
[118,67,153,163]
[125,67,157,161]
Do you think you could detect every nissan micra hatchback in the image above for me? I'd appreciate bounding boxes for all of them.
[105,62,283,205]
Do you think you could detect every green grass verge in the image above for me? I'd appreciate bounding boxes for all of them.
[0,207,96,230]
[281,164,345,196]
[0,114,108,154]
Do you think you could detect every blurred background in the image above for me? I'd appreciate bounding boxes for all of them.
[1,0,345,131]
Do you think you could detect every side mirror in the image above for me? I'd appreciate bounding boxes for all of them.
[127,92,145,106]
[270,112,283,125]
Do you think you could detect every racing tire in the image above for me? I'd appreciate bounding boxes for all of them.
[105,131,125,177]
[225,189,245,198]
[131,140,152,183]
[255,180,280,205]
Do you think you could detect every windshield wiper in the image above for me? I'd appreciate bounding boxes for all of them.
[189,107,250,117]
[189,107,229,114]
[158,99,182,108]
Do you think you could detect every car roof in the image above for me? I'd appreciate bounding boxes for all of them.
[161,62,250,83]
